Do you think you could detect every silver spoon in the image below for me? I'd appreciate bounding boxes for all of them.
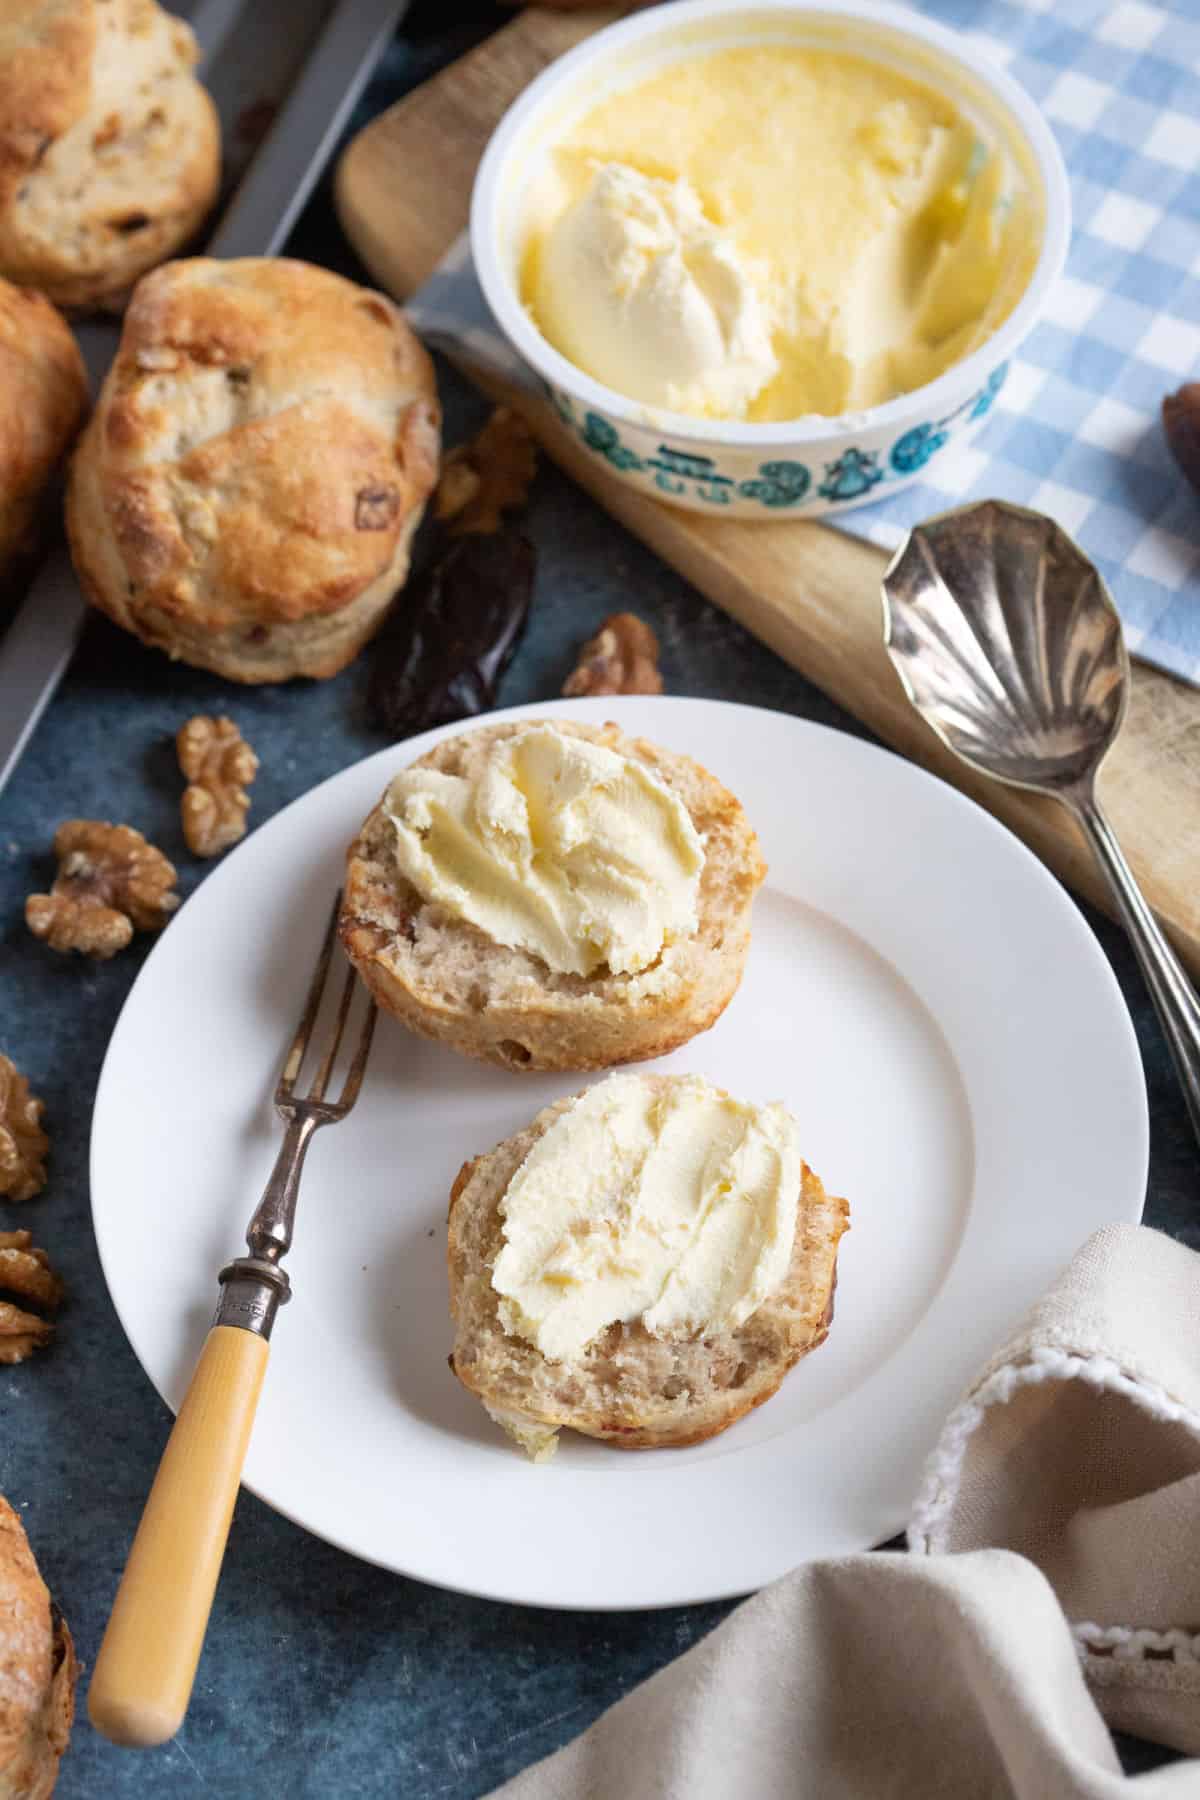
[882,497,1200,1147]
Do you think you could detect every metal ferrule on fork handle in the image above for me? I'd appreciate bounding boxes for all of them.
[214,1258,291,1338]
[212,1106,321,1337]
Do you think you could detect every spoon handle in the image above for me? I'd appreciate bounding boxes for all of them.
[1075,793,1200,1149]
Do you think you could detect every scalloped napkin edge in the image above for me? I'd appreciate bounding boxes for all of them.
[909,1221,1200,1748]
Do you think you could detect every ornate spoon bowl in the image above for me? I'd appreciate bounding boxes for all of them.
[883,498,1200,1148]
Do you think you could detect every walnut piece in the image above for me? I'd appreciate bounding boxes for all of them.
[177,715,260,858]
[0,1230,62,1363]
[0,1302,54,1364]
[435,407,538,537]
[563,613,664,697]
[25,820,179,959]
[0,1055,48,1201]
[0,1232,63,1311]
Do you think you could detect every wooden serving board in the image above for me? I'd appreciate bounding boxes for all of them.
[336,6,1200,977]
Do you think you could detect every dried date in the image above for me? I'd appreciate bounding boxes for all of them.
[1163,383,1200,498]
[366,529,535,738]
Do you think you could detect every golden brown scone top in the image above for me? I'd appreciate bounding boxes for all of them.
[70,257,441,636]
[0,1,92,181]
[0,1495,76,1798]
[0,0,220,309]
[0,278,87,555]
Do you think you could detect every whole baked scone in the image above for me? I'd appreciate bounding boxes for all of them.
[0,1496,76,1799]
[340,719,767,1071]
[66,257,441,682]
[0,278,87,574]
[448,1074,850,1457]
[0,0,220,311]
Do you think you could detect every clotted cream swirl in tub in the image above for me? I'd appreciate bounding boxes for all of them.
[470,0,1070,518]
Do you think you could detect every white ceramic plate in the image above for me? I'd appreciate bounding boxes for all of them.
[91,697,1147,1609]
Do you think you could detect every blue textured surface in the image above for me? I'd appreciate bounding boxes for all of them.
[0,10,1195,1795]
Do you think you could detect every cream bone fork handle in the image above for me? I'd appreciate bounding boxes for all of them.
[88,895,377,1749]
[882,498,1200,1150]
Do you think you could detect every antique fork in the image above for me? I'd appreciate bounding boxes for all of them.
[88,894,377,1749]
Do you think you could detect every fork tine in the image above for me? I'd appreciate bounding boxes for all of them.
[334,996,378,1116]
[306,963,358,1103]
[275,892,341,1106]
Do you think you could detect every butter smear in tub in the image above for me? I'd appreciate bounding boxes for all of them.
[520,45,1039,421]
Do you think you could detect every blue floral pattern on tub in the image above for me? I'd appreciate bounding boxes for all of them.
[646,447,734,504]
[818,448,883,502]
[737,460,811,506]
[581,411,645,473]
[554,361,1009,508]
[889,422,949,474]
[889,363,1009,474]
[969,363,1007,420]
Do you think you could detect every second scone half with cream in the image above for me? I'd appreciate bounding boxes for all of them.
[448,1072,850,1457]
[339,719,766,1071]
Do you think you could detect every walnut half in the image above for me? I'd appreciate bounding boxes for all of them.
[0,1055,48,1201]
[563,613,664,697]
[26,820,179,959]
[0,1230,63,1364]
[435,407,538,537]
[177,715,259,858]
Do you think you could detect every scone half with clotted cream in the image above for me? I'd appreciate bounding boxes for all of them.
[447,1073,849,1457]
[339,719,766,1071]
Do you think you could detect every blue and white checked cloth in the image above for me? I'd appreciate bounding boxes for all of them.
[406,0,1200,686]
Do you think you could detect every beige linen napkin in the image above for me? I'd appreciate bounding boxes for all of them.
[492,1225,1200,1798]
